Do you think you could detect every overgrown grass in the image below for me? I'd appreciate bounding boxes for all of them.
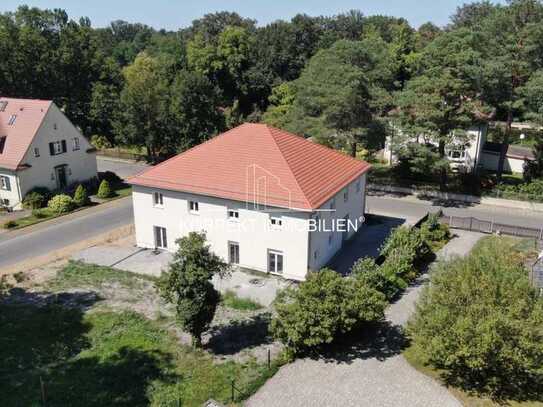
[472,235,539,262]
[0,303,279,406]
[47,260,157,291]
[222,290,263,311]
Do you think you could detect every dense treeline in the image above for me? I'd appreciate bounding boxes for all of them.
[1,2,542,168]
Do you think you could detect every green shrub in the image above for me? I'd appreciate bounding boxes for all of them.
[408,237,543,398]
[97,180,113,199]
[73,184,89,207]
[22,187,50,209]
[351,257,407,300]
[3,220,17,229]
[31,208,48,219]
[47,194,74,214]
[420,213,450,244]
[221,290,263,310]
[271,269,386,356]
[90,134,112,149]
[380,226,430,263]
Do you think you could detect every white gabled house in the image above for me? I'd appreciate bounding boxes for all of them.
[0,97,98,210]
[129,123,371,281]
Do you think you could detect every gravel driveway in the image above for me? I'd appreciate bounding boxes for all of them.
[246,230,483,407]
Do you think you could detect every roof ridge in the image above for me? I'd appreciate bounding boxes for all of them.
[265,125,313,210]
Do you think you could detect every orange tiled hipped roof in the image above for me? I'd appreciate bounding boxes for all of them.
[0,97,52,170]
[129,123,371,211]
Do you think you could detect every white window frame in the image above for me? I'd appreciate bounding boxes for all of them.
[270,216,283,228]
[268,250,284,274]
[154,226,168,249]
[228,209,239,221]
[34,147,40,157]
[153,192,164,207]
[53,141,63,155]
[73,137,80,151]
[8,114,16,125]
[228,241,240,264]
[189,200,199,214]
[0,176,10,191]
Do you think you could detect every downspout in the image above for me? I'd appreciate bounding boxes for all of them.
[473,125,483,174]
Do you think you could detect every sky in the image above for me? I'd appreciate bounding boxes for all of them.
[1,0,507,30]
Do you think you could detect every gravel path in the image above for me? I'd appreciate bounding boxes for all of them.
[246,230,483,407]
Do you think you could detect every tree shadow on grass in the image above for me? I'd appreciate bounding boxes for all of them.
[0,288,178,407]
[308,321,410,365]
[205,312,273,356]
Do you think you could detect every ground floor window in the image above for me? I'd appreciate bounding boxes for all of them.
[0,175,11,191]
[268,250,284,274]
[228,241,240,264]
[154,226,167,249]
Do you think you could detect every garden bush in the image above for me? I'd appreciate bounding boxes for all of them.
[22,187,50,209]
[3,220,17,229]
[420,213,450,244]
[408,237,543,398]
[48,194,75,214]
[73,184,89,207]
[271,269,386,356]
[380,226,430,264]
[351,257,407,300]
[90,134,112,149]
[31,208,48,219]
[97,180,113,199]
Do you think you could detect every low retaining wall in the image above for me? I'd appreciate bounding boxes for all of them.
[369,183,543,213]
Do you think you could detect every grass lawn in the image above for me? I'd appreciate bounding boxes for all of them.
[222,290,263,311]
[1,261,281,406]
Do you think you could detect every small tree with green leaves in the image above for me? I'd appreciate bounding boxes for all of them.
[271,269,386,356]
[157,232,228,347]
[73,184,89,207]
[97,180,113,199]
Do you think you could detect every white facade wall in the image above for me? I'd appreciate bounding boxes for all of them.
[0,170,22,208]
[308,174,367,271]
[132,185,313,281]
[482,152,526,174]
[17,104,97,198]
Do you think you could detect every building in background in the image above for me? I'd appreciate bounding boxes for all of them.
[0,98,97,210]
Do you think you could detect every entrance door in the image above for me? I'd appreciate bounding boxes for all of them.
[55,165,68,190]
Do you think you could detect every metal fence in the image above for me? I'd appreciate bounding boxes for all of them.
[440,213,543,239]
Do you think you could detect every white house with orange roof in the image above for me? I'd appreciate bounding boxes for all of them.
[128,123,371,281]
[0,97,97,210]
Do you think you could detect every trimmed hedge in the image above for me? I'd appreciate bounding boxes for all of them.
[48,194,75,214]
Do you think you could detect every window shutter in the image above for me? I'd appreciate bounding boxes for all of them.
[61,140,67,153]
[49,142,55,156]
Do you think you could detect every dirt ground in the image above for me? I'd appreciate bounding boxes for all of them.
[5,246,283,364]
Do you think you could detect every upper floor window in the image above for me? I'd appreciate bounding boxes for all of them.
[356,179,361,193]
[343,187,349,203]
[0,137,5,154]
[7,115,16,125]
[34,147,40,157]
[73,137,80,151]
[49,140,67,156]
[0,176,11,191]
[153,192,164,207]
[228,209,239,220]
[189,200,199,213]
[270,216,283,227]
[330,198,336,210]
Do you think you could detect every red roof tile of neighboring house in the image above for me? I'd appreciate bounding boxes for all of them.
[129,123,371,211]
[0,97,52,170]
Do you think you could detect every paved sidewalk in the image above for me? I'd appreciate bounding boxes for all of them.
[246,230,484,407]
